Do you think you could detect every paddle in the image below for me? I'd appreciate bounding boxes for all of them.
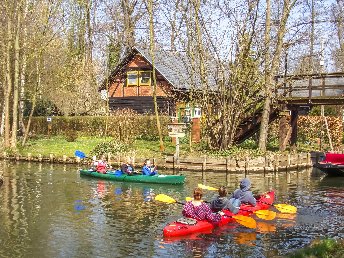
[185,197,276,220]
[198,183,297,214]
[155,194,257,229]
[271,204,297,214]
[198,183,218,191]
[75,150,87,159]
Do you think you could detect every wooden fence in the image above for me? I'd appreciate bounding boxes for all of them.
[0,151,313,174]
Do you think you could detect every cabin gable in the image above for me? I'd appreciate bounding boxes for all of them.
[107,51,176,114]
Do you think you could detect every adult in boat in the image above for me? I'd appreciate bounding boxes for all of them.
[183,187,224,223]
[210,186,240,214]
[142,159,157,176]
[230,178,256,206]
[121,157,135,175]
[96,155,110,174]
[90,156,98,171]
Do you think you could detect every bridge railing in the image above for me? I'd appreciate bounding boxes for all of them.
[275,72,344,101]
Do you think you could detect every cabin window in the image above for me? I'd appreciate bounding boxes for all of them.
[127,71,138,86]
[139,71,151,86]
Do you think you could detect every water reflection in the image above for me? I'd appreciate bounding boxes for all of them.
[0,161,343,257]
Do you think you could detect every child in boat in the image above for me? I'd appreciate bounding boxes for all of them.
[210,186,240,214]
[142,159,157,176]
[183,187,224,223]
[230,178,256,206]
[121,157,135,175]
[96,155,109,174]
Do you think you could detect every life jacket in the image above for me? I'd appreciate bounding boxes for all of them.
[96,161,107,173]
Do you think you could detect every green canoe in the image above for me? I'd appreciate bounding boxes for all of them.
[79,170,186,185]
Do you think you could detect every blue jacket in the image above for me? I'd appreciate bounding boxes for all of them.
[230,178,256,206]
[142,165,157,176]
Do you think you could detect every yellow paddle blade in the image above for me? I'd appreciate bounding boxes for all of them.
[198,184,218,191]
[254,210,277,220]
[232,215,257,229]
[155,194,176,204]
[274,204,297,214]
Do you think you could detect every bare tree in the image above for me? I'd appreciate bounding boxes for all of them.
[258,0,297,152]
[146,0,165,151]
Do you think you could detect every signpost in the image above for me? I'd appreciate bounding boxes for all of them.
[47,117,52,138]
[168,123,186,170]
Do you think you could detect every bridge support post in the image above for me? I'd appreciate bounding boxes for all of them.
[279,111,290,151]
[290,109,299,149]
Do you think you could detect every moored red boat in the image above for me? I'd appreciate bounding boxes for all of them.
[163,191,275,237]
[313,153,344,177]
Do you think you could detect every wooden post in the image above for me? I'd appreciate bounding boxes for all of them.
[38,154,42,162]
[264,155,267,175]
[3,152,7,159]
[297,153,301,170]
[287,154,291,171]
[172,155,175,175]
[274,154,279,172]
[307,152,312,166]
[202,156,207,179]
[225,158,228,176]
[28,153,32,161]
[117,153,121,167]
[290,109,299,150]
[63,155,67,163]
[50,153,54,163]
[244,156,248,175]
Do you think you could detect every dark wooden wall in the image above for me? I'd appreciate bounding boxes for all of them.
[109,96,176,115]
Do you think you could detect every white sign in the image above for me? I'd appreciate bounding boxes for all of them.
[169,132,185,138]
[168,123,186,133]
[100,89,108,100]
[47,117,52,122]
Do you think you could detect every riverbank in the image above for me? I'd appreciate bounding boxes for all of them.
[288,239,344,258]
[0,136,315,173]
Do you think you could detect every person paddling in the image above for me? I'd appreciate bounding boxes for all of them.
[121,157,135,175]
[182,187,224,223]
[142,159,157,176]
[210,186,240,214]
[230,178,256,206]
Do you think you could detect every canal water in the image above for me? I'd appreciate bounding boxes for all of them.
[0,161,343,258]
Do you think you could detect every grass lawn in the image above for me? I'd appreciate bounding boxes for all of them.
[13,135,325,159]
[16,136,194,158]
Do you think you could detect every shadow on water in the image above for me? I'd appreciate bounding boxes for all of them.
[0,161,343,257]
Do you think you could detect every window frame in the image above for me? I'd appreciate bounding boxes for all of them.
[127,71,139,86]
[139,71,151,86]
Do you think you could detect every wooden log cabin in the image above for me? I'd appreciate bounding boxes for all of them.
[101,47,199,117]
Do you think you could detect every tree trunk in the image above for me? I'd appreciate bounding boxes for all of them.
[11,2,22,148]
[22,58,40,146]
[147,0,165,152]
[19,0,28,136]
[258,0,271,152]
[259,0,295,152]
[4,11,13,148]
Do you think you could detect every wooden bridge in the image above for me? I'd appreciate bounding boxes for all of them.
[235,72,344,144]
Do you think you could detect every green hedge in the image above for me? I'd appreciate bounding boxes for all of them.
[28,115,170,142]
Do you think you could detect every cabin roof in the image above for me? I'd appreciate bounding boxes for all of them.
[101,46,216,91]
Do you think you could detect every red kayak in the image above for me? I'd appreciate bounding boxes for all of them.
[163,191,275,237]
